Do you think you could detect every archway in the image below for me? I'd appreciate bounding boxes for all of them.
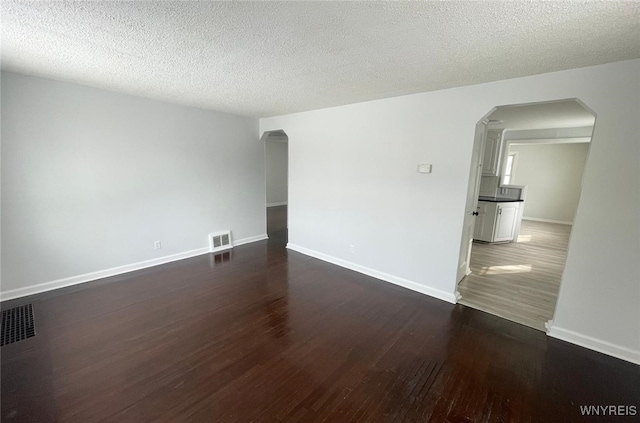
[261,130,289,245]
[457,99,596,331]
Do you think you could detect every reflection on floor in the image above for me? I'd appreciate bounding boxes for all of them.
[4,212,638,421]
[458,220,571,331]
[267,205,287,245]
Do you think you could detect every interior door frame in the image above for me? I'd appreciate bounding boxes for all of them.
[455,99,598,333]
[455,111,496,296]
[261,129,289,237]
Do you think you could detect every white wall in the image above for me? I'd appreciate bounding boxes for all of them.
[510,143,589,224]
[265,141,288,206]
[260,59,640,363]
[1,71,265,297]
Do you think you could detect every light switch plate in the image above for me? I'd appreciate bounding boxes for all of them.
[418,163,432,173]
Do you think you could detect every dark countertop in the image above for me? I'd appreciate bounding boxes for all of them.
[478,196,524,203]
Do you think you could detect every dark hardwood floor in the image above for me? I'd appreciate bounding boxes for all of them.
[2,207,638,422]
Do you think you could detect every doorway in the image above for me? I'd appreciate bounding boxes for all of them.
[457,99,596,331]
[262,130,289,245]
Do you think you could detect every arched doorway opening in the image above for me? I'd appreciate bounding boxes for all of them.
[457,99,596,331]
[261,130,289,245]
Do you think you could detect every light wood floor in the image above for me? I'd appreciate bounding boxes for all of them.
[458,220,571,331]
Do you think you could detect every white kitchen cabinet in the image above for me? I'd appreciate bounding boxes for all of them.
[494,203,520,242]
[473,200,520,243]
[481,129,503,176]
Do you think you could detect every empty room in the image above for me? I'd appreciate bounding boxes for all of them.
[1,2,639,422]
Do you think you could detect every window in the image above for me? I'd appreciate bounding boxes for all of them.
[503,152,517,185]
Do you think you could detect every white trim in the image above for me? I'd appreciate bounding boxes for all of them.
[508,137,592,145]
[547,325,640,365]
[0,234,269,302]
[267,202,287,207]
[234,234,268,246]
[522,217,573,225]
[287,243,456,304]
[545,319,554,331]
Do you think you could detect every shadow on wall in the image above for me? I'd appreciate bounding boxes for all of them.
[263,130,289,208]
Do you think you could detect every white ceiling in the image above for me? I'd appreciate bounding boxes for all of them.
[2,1,639,117]
[487,100,596,130]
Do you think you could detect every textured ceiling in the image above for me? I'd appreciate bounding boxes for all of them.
[488,100,596,130]
[2,1,639,117]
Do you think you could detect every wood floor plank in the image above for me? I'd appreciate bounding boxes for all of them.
[458,220,572,331]
[1,209,638,422]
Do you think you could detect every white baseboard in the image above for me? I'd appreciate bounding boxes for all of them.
[0,234,269,302]
[234,234,269,246]
[286,243,456,304]
[522,217,573,225]
[267,202,287,207]
[547,325,640,365]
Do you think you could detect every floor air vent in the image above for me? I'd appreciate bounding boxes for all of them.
[209,230,233,253]
[1,304,36,346]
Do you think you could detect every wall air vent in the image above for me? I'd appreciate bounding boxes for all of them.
[209,230,233,253]
[1,304,36,346]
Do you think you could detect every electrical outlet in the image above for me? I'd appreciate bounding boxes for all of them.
[154,241,162,250]
[417,163,432,174]
[501,188,508,195]
[349,244,355,254]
